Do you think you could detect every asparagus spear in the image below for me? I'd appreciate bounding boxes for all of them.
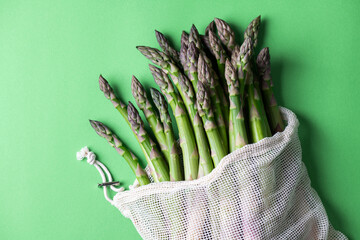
[244,15,261,48]
[89,120,150,186]
[178,73,214,177]
[181,31,189,48]
[214,18,236,53]
[186,41,200,92]
[240,38,271,142]
[155,30,180,66]
[243,15,272,136]
[205,20,215,36]
[208,30,230,102]
[131,76,170,163]
[150,88,183,181]
[189,25,203,51]
[257,47,285,133]
[149,65,199,180]
[99,75,157,173]
[136,46,179,74]
[200,34,211,53]
[136,46,183,90]
[127,102,170,182]
[196,81,227,166]
[180,31,189,74]
[99,75,129,126]
[188,29,230,129]
[198,54,228,152]
[224,59,248,151]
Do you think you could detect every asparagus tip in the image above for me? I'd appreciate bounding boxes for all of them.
[98,74,112,99]
[257,47,271,76]
[240,38,254,64]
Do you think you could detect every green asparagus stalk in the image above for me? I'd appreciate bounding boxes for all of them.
[99,75,157,174]
[180,31,189,74]
[149,64,199,180]
[257,47,285,133]
[127,102,170,182]
[200,34,219,69]
[150,88,183,181]
[89,120,150,186]
[198,54,228,152]
[137,46,183,90]
[137,45,207,133]
[208,30,230,104]
[230,45,244,94]
[224,59,248,151]
[240,38,271,142]
[99,75,129,126]
[243,15,272,136]
[186,41,200,92]
[155,30,180,66]
[244,15,261,48]
[178,73,214,177]
[136,46,179,74]
[196,81,227,166]
[131,76,170,163]
[189,24,217,69]
[189,30,230,130]
[214,18,236,53]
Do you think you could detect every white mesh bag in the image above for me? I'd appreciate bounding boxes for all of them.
[78,108,347,240]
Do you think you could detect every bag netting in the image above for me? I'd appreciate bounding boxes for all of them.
[112,108,347,240]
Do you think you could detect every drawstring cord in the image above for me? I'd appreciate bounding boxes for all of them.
[76,146,124,204]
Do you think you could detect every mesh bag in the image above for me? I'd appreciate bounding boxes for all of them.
[109,108,347,240]
[77,107,347,239]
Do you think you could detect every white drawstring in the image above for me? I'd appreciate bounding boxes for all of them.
[77,146,124,204]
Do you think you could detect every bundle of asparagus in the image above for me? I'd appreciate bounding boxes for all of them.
[90,16,285,186]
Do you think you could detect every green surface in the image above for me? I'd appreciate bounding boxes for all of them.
[0,0,359,239]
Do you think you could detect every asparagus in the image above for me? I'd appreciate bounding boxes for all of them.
[196,81,227,166]
[147,90,185,238]
[180,31,189,74]
[155,30,180,66]
[131,76,170,163]
[200,34,211,52]
[136,46,178,73]
[99,75,129,126]
[150,88,183,181]
[198,54,228,152]
[205,20,215,36]
[136,46,183,90]
[127,102,170,182]
[187,41,200,92]
[214,18,236,53]
[257,47,285,133]
[189,24,218,70]
[231,45,244,93]
[149,65,199,180]
[181,31,189,48]
[178,73,214,177]
[89,120,150,186]
[189,25,203,51]
[99,75,157,173]
[190,31,230,129]
[243,15,272,137]
[208,30,230,102]
[244,15,261,48]
[239,38,271,143]
[224,59,248,151]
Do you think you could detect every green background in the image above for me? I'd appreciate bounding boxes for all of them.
[0,0,359,239]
